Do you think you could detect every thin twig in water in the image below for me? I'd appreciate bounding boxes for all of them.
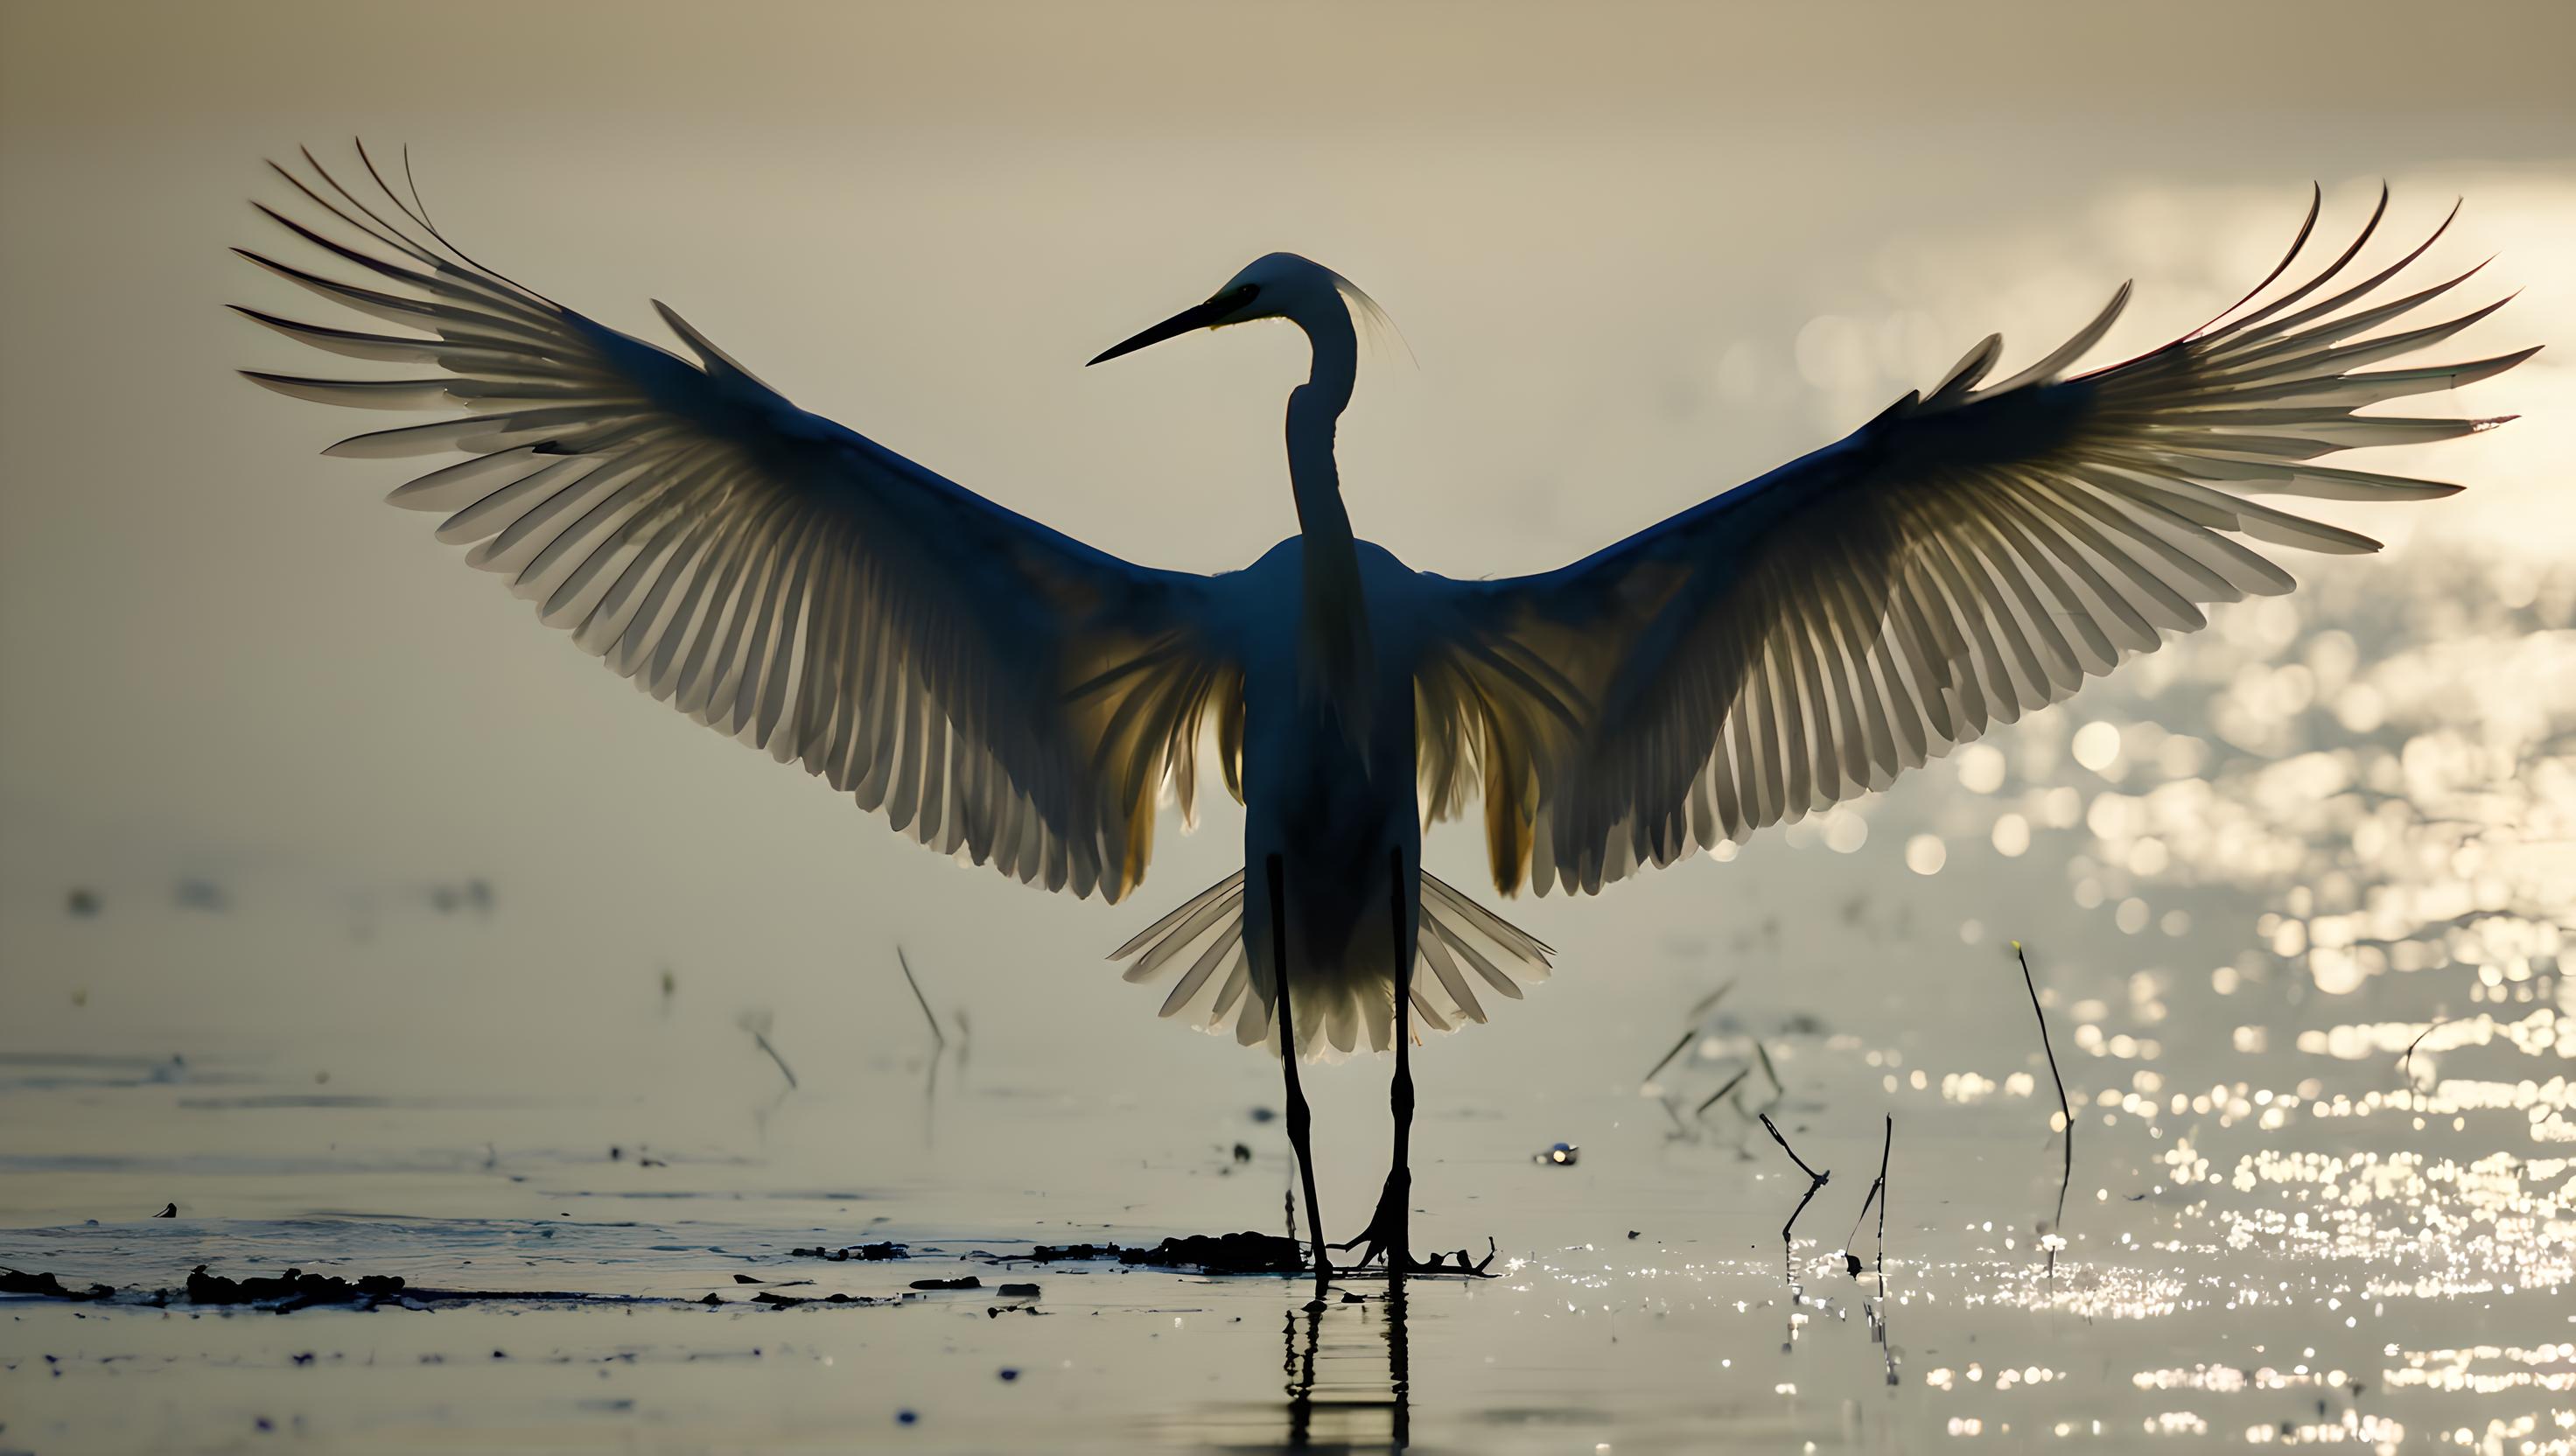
[1758,1112,1830,1246]
[2012,941,2071,1272]
[1759,1112,1824,1182]
[1642,981,1739,1087]
[896,945,947,1050]
[1840,1115,1894,1276]
[1641,1029,1696,1088]
[1755,1040,1785,1098]
[2400,1018,2446,1082]
[1873,1114,1892,1268]
[1693,1068,1751,1117]
[1687,977,1739,1023]
[751,1029,797,1090]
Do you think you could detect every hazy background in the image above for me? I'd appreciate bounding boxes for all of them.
[3,0,2571,1205]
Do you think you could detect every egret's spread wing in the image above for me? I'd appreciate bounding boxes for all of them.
[237,147,1238,901]
[1416,189,2528,897]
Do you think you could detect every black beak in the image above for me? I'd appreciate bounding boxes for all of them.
[1088,292,1243,366]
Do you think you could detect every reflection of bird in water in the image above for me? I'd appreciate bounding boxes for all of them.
[239,149,2526,1292]
[1279,1287,1409,1451]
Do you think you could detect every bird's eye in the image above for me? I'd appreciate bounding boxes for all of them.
[1228,284,1259,305]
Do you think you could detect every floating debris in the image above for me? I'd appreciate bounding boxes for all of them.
[1012,1232,1304,1275]
[66,888,100,917]
[789,1242,906,1262]
[1539,1142,1578,1166]
[908,1276,982,1291]
[188,1266,408,1310]
[2,1268,113,1301]
[753,1290,892,1308]
[1,1263,852,1314]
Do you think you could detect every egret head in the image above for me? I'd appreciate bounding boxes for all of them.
[1088,253,1384,366]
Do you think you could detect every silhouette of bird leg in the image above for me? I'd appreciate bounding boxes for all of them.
[1334,848,1416,1271]
[1270,854,1332,1311]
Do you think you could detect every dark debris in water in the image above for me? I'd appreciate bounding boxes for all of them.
[3,1268,115,1301]
[1010,1231,1305,1275]
[908,1275,983,1291]
[789,1241,907,1262]
[4,1263,898,1314]
[186,1266,408,1310]
[749,1290,894,1308]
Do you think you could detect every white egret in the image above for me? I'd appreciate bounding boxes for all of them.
[239,148,2527,1293]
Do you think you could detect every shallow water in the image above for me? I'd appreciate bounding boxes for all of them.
[6,550,2572,1452]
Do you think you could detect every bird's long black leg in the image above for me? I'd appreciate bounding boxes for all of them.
[1386,847,1415,1273]
[1335,847,1417,1271]
[1269,854,1332,1309]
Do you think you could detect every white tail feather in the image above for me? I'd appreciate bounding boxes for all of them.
[1106,866,1554,1061]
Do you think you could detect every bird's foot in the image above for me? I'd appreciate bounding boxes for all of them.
[1328,1169,1410,1270]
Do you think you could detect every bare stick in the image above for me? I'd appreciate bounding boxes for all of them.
[2400,1018,2446,1082]
[1759,1112,1824,1182]
[2012,942,2072,1271]
[1874,1114,1892,1269]
[1758,1112,1830,1247]
[1841,1114,1894,1274]
[1642,978,1738,1086]
[1755,1040,1785,1098]
[895,945,947,1050]
[1640,1029,1696,1088]
[751,1029,797,1090]
[1841,1173,1880,1252]
[1693,1068,1751,1117]
[1686,977,1739,1022]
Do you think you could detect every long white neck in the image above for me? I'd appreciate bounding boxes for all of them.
[1284,300,1370,738]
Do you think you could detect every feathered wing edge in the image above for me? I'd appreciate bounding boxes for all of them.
[1105,867,1554,1061]
[1419,186,2531,898]
[234,144,1241,903]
